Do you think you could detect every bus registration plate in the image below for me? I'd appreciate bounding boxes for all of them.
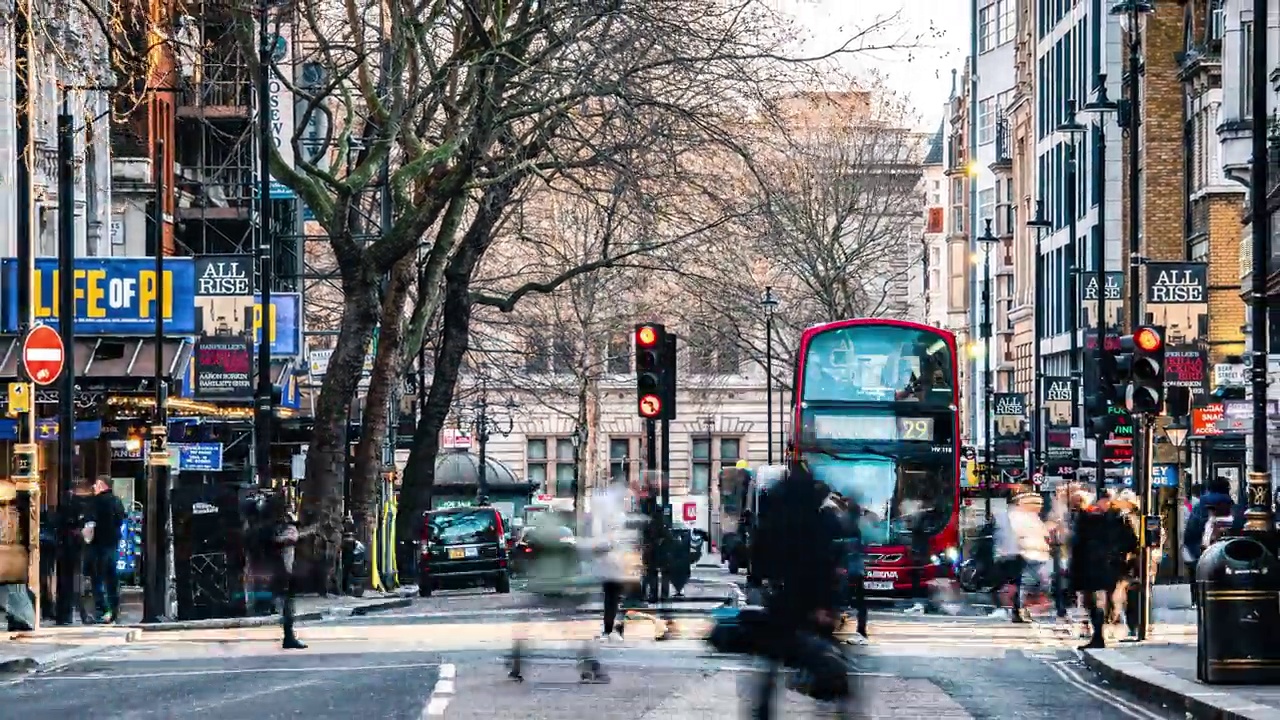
[864,581,894,591]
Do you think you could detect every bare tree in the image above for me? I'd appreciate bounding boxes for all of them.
[672,89,928,393]
[126,0,925,574]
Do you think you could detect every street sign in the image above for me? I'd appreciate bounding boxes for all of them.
[638,394,662,418]
[22,325,64,386]
[6,382,29,415]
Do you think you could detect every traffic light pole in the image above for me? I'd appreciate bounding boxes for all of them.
[660,417,671,602]
[1137,414,1154,641]
[644,418,658,602]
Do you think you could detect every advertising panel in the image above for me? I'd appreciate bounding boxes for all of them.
[1,258,196,334]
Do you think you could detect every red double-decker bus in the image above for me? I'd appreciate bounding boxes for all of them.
[792,318,961,597]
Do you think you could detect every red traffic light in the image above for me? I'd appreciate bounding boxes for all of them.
[1135,327,1162,352]
[638,393,663,418]
[636,326,658,347]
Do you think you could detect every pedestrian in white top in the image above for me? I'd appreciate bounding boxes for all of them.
[587,479,640,642]
[1009,492,1052,620]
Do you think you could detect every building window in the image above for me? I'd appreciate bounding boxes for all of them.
[526,438,578,497]
[606,334,631,374]
[609,437,637,485]
[1241,21,1254,120]
[997,0,1015,45]
[691,436,742,495]
[688,330,741,375]
[978,188,995,227]
[526,439,548,492]
[523,340,549,373]
[979,0,997,52]
[551,335,575,374]
[555,438,575,497]
[978,98,995,145]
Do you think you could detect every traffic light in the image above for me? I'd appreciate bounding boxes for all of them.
[1119,325,1165,414]
[1086,351,1119,436]
[635,323,668,420]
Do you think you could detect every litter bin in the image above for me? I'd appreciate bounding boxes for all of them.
[1195,536,1280,684]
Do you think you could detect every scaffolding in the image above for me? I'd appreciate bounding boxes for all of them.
[173,0,297,288]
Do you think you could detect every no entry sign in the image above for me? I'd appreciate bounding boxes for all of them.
[23,324,65,386]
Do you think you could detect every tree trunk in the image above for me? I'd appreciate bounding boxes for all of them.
[350,253,416,577]
[298,254,381,594]
[395,180,519,560]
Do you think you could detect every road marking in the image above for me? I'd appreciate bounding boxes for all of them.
[421,663,455,717]
[1047,659,1165,720]
[25,660,442,681]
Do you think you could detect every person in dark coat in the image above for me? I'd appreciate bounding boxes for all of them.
[250,491,307,650]
[750,465,849,718]
[84,476,126,623]
[1069,492,1138,649]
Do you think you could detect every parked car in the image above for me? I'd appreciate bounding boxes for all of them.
[419,506,511,596]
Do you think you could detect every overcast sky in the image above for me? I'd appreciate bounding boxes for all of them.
[773,0,972,130]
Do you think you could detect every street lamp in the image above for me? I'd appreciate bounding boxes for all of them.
[978,218,998,517]
[759,287,780,464]
[465,394,517,503]
[1161,421,1190,574]
[703,414,715,550]
[1026,201,1052,479]
[1058,101,1088,487]
[1080,77,1118,496]
[1111,0,1154,329]
[570,425,586,527]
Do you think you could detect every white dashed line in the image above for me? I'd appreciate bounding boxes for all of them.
[421,663,456,718]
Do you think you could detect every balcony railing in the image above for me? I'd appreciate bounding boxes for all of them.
[992,115,1012,169]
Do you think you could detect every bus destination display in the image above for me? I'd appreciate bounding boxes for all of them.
[812,415,935,442]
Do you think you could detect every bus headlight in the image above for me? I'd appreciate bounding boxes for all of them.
[944,546,960,562]
[930,554,942,565]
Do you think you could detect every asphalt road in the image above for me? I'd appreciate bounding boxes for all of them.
[0,565,1183,719]
[1,599,1184,719]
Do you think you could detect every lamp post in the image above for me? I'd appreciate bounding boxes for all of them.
[571,424,586,528]
[978,219,998,515]
[1111,0,1154,330]
[1058,100,1087,443]
[1244,0,1272,538]
[465,394,517,503]
[703,414,715,549]
[1080,77,1118,495]
[760,287,779,465]
[1027,201,1052,478]
[1162,422,1190,575]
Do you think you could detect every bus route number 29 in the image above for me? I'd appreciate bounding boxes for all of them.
[897,417,933,441]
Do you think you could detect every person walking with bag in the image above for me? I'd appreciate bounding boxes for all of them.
[250,491,307,650]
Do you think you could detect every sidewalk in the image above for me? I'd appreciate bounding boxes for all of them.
[1083,641,1280,720]
[1081,587,1277,720]
[125,587,415,631]
[1,625,139,673]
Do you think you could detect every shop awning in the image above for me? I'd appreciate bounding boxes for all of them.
[0,336,194,388]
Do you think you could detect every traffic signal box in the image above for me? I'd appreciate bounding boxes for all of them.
[1115,326,1166,415]
[634,324,678,421]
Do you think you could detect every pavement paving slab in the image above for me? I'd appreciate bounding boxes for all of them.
[1084,640,1280,720]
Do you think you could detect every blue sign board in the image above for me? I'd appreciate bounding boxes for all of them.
[1,258,197,334]
[174,443,224,472]
[1152,464,1180,488]
[253,294,301,357]
[0,418,102,441]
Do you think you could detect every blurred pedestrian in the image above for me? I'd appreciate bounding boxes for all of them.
[1069,491,1138,649]
[824,491,867,640]
[250,491,306,650]
[589,472,638,644]
[988,492,1023,620]
[1008,491,1051,622]
[750,464,851,719]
